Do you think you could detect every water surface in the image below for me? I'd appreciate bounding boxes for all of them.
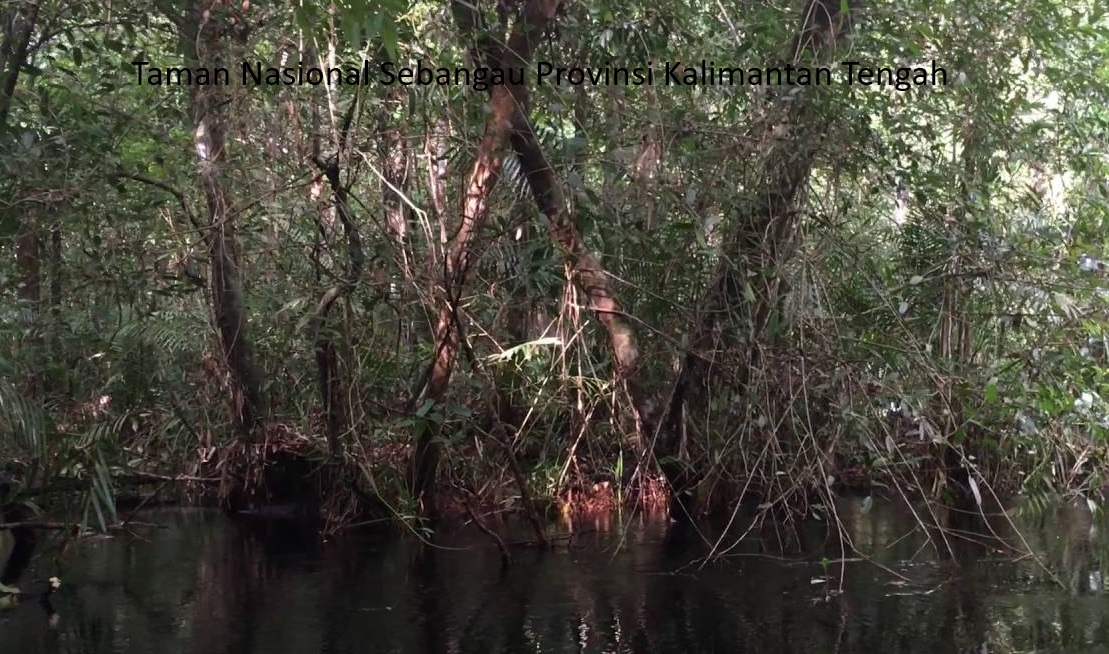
[2,499,1108,653]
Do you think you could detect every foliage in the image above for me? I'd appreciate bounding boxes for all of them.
[0,0,1106,533]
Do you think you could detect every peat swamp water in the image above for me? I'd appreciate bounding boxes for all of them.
[3,498,1109,654]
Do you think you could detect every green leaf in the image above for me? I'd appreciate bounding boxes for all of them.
[380,18,399,61]
[341,14,362,48]
[415,398,435,417]
[985,379,998,404]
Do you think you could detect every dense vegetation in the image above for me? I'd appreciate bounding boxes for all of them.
[1,0,1107,539]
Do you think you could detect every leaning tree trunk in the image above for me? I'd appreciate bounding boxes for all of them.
[498,69,652,422]
[660,0,860,519]
[451,0,654,498]
[179,1,268,439]
[408,0,565,511]
[502,106,655,508]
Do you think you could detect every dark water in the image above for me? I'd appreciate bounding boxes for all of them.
[3,498,1109,653]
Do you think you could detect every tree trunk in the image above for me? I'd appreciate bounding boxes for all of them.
[661,0,861,518]
[0,1,42,399]
[179,1,268,439]
[408,0,564,510]
[381,87,412,285]
[0,0,38,126]
[310,95,363,458]
[507,115,650,416]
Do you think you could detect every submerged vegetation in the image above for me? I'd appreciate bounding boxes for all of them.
[0,0,1107,552]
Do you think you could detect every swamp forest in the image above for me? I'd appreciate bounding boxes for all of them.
[1,0,1109,651]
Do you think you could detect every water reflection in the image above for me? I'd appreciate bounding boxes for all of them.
[2,499,1109,653]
